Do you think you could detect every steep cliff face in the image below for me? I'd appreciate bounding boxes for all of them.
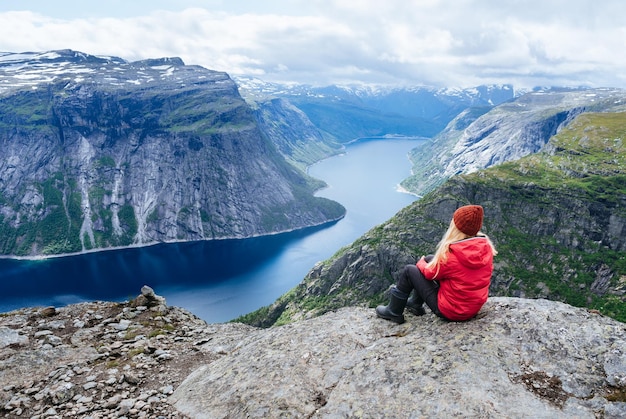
[402,88,626,196]
[240,111,626,327]
[0,50,345,257]
[253,97,344,171]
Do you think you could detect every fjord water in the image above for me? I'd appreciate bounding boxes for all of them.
[0,138,422,322]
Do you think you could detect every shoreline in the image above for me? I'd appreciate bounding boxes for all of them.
[395,183,422,197]
[344,134,430,146]
[0,214,345,262]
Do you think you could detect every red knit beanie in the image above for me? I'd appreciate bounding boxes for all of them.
[453,205,484,236]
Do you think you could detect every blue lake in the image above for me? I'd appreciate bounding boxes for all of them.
[0,138,423,323]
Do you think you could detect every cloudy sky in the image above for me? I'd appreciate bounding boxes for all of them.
[0,0,624,89]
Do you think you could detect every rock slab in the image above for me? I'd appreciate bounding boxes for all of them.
[171,297,626,418]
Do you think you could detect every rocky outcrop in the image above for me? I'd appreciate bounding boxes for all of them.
[173,298,626,418]
[1,289,625,418]
[0,286,256,418]
[0,50,345,257]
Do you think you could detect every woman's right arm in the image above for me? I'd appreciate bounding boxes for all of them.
[417,257,438,280]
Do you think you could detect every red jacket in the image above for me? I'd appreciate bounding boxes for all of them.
[416,237,494,321]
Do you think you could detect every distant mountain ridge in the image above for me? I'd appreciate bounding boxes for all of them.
[235,76,518,141]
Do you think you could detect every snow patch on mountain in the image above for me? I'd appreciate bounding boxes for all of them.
[0,50,192,95]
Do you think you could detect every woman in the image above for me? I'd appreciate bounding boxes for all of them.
[376,204,497,324]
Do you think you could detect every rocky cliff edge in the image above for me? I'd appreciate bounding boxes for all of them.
[1,288,625,418]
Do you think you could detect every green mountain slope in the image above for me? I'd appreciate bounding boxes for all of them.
[401,88,626,197]
[238,111,626,326]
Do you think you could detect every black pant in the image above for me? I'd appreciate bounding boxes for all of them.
[396,263,445,319]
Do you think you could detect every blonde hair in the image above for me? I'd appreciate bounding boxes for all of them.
[426,219,498,278]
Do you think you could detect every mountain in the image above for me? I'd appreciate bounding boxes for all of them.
[2,288,625,417]
[239,109,626,327]
[0,50,345,257]
[253,97,344,171]
[402,87,626,196]
[235,76,518,141]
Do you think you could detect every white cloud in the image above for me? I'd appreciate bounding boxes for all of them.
[0,1,624,88]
